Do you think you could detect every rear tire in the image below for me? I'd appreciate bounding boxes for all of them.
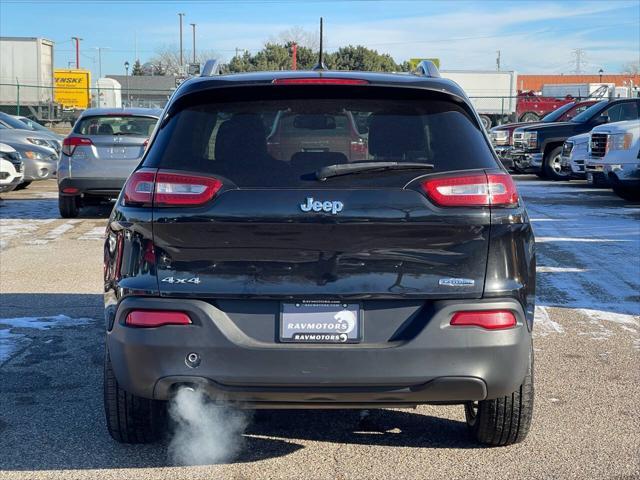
[464,351,534,446]
[58,195,80,218]
[104,349,167,444]
[14,181,32,190]
[479,115,492,130]
[542,146,569,181]
[612,185,640,202]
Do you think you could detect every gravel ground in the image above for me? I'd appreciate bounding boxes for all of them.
[0,177,638,480]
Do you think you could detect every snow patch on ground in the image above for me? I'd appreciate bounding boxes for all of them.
[533,306,564,337]
[0,315,93,363]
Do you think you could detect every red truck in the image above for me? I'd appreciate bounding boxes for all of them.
[516,91,574,123]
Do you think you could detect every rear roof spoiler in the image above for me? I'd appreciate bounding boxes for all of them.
[413,60,441,78]
[201,59,222,77]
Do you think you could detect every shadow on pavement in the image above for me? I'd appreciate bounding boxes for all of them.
[0,294,478,472]
[0,196,113,220]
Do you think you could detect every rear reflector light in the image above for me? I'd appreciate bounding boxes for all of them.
[450,310,517,330]
[62,136,93,156]
[154,172,222,206]
[273,78,369,85]
[422,172,518,207]
[122,169,223,207]
[62,187,79,194]
[125,310,191,327]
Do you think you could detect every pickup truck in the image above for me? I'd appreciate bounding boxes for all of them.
[490,99,598,171]
[511,98,640,180]
[585,120,640,200]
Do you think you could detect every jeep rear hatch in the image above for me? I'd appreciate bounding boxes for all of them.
[138,85,506,299]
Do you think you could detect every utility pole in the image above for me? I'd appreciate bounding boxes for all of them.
[190,23,196,64]
[496,50,501,71]
[71,37,82,69]
[178,13,186,67]
[235,47,241,58]
[94,47,110,79]
[94,47,110,107]
[292,43,297,70]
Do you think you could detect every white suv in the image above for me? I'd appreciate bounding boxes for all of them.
[0,143,24,193]
[586,120,640,201]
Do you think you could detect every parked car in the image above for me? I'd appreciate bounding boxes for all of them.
[57,107,161,217]
[511,98,640,180]
[0,112,62,154]
[267,111,368,162]
[103,66,536,447]
[0,127,58,189]
[585,120,640,200]
[560,132,590,179]
[13,115,64,140]
[490,99,599,171]
[0,143,24,193]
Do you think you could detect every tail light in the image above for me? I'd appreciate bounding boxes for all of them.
[122,169,223,207]
[123,169,156,205]
[125,310,191,327]
[350,138,368,159]
[422,172,519,207]
[154,172,222,206]
[62,136,93,156]
[450,310,517,330]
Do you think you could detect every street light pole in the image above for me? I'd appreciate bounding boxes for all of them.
[124,61,130,107]
[598,68,604,83]
[190,23,196,64]
[178,13,186,67]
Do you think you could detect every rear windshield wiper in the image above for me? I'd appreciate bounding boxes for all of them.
[316,162,434,180]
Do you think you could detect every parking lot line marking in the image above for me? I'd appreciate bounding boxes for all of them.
[537,266,588,273]
[536,236,632,243]
[25,221,80,245]
[79,226,106,241]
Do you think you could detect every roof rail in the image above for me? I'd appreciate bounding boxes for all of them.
[201,59,221,77]
[413,60,441,78]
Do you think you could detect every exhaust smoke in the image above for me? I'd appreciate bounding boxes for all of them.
[168,387,249,465]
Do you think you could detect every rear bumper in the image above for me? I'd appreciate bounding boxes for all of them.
[58,177,126,196]
[106,296,532,406]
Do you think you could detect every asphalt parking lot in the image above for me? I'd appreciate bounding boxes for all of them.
[1,177,638,480]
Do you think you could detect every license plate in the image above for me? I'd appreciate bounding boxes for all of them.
[280,301,361,343]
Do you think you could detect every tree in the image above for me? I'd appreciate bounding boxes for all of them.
[226,43,316,73]
[147,44,222,75]
[325,45,402,72]
[131,59,144,76]
[270,26,319,51]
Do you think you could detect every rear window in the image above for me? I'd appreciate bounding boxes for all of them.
[145,87,497,188]
[74,116,157,137]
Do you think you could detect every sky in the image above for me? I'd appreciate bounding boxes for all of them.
[0,0,638,79]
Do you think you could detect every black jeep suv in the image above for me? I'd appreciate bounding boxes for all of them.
[103,66,536,447]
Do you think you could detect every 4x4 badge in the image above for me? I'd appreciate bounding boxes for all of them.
[300,197,344,214]
[439,278,475,286]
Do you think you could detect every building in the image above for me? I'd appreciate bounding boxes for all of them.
[106,75,176,108]
[518,74,639,92]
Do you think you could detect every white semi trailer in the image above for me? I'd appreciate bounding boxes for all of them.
[440,70,518,129]
[0,37,56,120]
